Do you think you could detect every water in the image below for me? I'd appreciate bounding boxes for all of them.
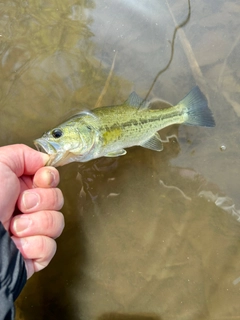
[1,0,240,319]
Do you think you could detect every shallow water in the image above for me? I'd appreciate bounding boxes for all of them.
[1,0,240,319]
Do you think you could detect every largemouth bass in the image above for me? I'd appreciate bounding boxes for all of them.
[34,86,215,167]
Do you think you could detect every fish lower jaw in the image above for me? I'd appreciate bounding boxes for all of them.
[46,154,59,166]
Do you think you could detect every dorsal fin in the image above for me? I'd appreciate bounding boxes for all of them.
[125,92,149,109]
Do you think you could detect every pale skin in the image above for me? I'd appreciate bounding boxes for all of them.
[0,144,65,279]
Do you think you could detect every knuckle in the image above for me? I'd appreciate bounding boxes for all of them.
[44,210,55,230]
[56,188,64,209]
[55,211,65,238]
[35,236,48,253]
[35,236,56,260]
[41,210,65,238]
[48,188,64,210]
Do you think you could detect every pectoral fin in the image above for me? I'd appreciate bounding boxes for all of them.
[104,149,127,157]
[140,133,163,151]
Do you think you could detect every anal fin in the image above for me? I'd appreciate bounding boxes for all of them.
[140,133,163,151]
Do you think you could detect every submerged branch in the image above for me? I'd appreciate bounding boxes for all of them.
[143,0,191,102]
[95,51,118,109]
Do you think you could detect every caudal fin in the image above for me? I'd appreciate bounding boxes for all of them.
[179,86,215,127]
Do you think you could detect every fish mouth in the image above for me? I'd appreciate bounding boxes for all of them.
[34,138,74,167]
[34,138,61,166]
[34,138,56,155]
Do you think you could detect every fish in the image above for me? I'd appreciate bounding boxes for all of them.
[34,86,215,167]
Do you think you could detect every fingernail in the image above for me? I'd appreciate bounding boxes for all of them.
[22,192,40,210]
[44,170,55,186]
[14,216,32,233]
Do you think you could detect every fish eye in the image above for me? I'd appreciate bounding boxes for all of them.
[52,128,63,139]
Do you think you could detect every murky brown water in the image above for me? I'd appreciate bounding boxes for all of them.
[1,0,240,319]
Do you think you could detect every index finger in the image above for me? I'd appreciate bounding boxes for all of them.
[0,144,49,177]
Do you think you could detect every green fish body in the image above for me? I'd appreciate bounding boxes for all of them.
[34,86,215,166]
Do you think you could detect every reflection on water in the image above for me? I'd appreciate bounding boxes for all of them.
[1,0,240,319]
[199,190,240,221]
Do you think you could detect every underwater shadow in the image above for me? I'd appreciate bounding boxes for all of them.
[98,312,162,320]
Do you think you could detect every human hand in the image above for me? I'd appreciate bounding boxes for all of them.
[0,144,64,278]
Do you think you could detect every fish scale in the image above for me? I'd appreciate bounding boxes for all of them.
[93,105,185,150]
